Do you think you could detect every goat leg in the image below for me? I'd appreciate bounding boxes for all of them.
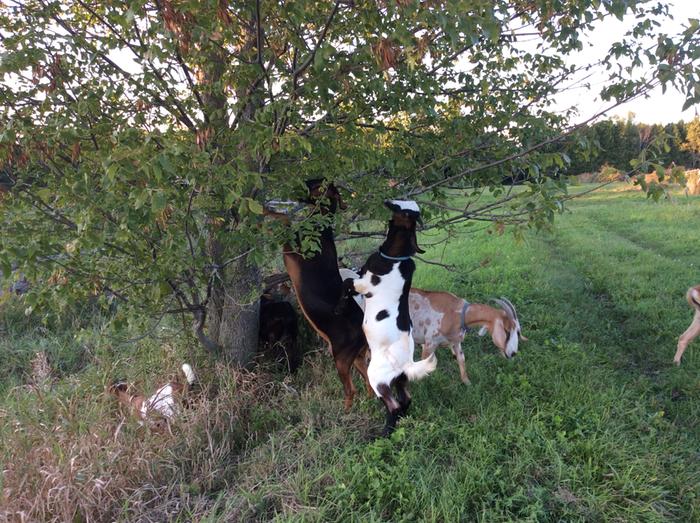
[393,373,412,418]
[352,349,374,398]
[334,354,357,411]
[334,278,357,315]
[450,342,470,384]
[674,313,700,365]
[377,383,402,437]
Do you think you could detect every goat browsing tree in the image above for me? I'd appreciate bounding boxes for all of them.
[1,0,699,362]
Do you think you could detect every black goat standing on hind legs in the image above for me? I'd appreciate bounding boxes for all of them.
[339,200,437,436]
[271,180,372,411]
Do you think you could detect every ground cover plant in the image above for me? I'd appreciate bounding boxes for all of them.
[1,183,699,521]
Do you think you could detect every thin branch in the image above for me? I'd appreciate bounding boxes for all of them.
[414,255,456,271]
[405,77,662,198]
[184,188,198,262]
[173,42,208,123]
[292,1,342,81]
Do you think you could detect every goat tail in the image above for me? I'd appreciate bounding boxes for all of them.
[181,363,197,385]
[687,285,700,310]
[403,353,438,381]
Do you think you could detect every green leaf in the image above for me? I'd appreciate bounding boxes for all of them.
[247,198,264,215]
[36,188,52,202]
[151,191,167,213]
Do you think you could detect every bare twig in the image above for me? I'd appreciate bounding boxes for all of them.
[292,1,342,81]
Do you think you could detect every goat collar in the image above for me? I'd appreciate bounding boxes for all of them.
[460,300,471,333]
[378,249,412,262]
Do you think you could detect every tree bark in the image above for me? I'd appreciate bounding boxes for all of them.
[206,256,261,365]
[198,11,264,364]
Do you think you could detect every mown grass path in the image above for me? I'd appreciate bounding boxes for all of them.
[224,186,700,522]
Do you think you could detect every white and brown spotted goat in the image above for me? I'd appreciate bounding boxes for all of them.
[339,200,437,436]
[338,273,527,386]
[108,364,197,431]
[409,290,526,384]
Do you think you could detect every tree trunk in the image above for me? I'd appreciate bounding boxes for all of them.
[206,256,261,365]
[198,13,264,364]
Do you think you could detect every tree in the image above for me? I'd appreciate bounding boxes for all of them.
[683,116,700,167]
[1,0,699,363]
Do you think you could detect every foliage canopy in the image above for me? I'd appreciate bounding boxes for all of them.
[1,0,699,357]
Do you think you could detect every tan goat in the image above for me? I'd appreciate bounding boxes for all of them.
[409,289,526,384]
[674,285,700,365]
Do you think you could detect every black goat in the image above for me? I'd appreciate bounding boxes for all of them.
[258,292,301,373]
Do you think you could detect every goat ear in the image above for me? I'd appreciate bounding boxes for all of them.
[411,232,425,254]
[330,185,347,210]
[384,200,401,213]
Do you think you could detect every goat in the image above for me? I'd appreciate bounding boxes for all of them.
[258,290,301,373]
[339,200,437,436]
[409,290,526,384]
[339,272,526,385]
[278,180,370,410]
[674,284,700,365]
[108,364,197,431]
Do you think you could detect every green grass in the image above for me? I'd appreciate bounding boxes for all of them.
[2,183,700,521]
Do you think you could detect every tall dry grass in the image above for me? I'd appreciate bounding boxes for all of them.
[0,361,293,522]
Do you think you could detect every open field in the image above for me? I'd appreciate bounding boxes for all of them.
[1,183,699,521]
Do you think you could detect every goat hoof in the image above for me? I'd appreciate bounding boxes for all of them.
[673,359,681,366]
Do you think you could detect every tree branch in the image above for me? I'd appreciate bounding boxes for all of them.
[292,0,341,81]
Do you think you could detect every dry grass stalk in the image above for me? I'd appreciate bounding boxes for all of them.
[29,351,53,391]
[0,362,290,522]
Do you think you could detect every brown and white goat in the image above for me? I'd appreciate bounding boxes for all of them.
[409,290,526,384]
[338,274,527,385]
[673,284,700,365]
[108,364,197,430]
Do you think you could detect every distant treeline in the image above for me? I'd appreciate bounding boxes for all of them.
[566,117,699,175]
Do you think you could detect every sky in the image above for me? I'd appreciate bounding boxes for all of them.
[554,0,699,124]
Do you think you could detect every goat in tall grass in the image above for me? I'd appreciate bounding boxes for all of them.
[108,364,197,431]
